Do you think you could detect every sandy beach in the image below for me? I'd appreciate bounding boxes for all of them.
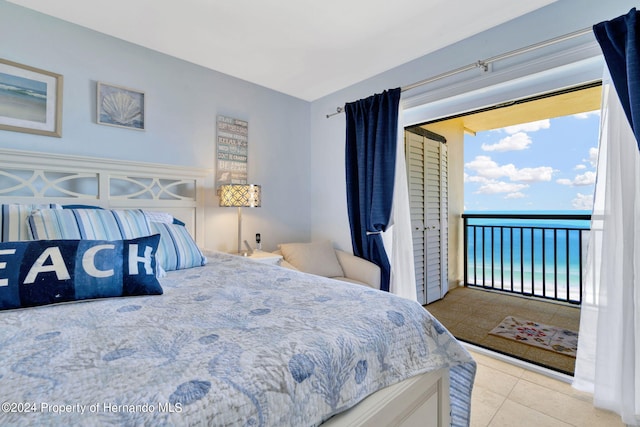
[0,89,46,123]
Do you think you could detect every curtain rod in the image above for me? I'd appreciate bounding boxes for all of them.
[326,26,593,118]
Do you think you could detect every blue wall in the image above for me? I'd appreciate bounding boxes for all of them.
[0,0,312,251]
[3,0,638,254]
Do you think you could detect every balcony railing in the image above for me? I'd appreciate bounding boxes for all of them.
[462,213,591,305]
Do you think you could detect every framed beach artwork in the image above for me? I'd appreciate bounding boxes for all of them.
[97,82,145,130]
[0,59,63,137]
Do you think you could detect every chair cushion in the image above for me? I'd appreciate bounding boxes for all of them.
[278,241,344,278]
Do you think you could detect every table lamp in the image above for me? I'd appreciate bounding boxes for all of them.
[219,184,261,254]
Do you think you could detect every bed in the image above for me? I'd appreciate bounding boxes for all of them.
[0,148,476,426]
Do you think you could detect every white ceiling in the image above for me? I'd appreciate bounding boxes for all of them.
[8,0,557,101]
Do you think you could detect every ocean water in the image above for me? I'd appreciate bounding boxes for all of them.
[464,210,591,302]
[0,83,47,123]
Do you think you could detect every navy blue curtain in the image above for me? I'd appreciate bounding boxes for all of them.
[345,88,401,292]
[594,8,640,148]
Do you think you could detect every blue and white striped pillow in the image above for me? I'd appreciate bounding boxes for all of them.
[149,222,207,271]
[1,204,62,242]
[28,209,152,241]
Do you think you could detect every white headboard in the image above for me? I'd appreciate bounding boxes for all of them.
[0,148,212,246]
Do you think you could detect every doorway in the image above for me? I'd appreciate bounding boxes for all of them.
[405,127,448,304]
[409,82,601,374]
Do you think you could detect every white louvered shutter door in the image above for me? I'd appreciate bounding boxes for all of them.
[405,131,448,304]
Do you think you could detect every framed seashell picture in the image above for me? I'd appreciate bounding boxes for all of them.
[97,82,145,130]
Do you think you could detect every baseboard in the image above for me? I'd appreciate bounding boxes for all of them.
[462,342,574,384]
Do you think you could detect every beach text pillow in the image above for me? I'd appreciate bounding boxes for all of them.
[0,234,162,311]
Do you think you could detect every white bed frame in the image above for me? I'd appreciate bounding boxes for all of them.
[0,148,211,245]
[324,369,451,427]
[0,147,452,427]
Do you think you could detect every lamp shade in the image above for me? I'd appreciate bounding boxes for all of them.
[219,184,261,207]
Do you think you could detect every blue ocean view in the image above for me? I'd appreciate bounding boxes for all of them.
[464,210,591,302]
[0,74,48,123]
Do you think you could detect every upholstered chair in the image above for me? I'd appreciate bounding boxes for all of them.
[274,241,381,290]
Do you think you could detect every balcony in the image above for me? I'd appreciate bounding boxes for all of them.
[462,212,591,305]
[424,213,590,374]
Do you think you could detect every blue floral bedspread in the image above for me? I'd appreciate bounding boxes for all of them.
[0,252,475,426]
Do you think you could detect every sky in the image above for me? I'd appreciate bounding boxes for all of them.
[464,110,600,212]
[0,72,47,93]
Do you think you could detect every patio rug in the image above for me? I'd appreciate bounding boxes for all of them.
[489,316,578,357]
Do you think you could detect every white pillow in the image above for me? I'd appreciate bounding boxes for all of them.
[278,241,344,278]
[143,210,174,224]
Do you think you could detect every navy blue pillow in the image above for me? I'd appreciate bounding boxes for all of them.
[0,234,162,310]
[62,204,104,209]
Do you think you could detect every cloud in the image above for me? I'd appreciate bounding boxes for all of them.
[588,147,598,167]
[465,155,553,182]
[502,119,550,134]
[465,156,511,179]
[573,110,600,120]
[556,171,596,187]
[482,132,532,152]
[513,167,554,182]
[465,174,490,183]
[572,146,598,171]
[505,192,526,199]
[475,180,529,195]
[572,192,594,210]
[574,171,596,186]
[465,155,498,170]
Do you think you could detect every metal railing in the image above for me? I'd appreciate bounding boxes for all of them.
[462,213,591,305]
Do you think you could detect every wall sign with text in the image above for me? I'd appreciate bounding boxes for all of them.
[216,115,248,188]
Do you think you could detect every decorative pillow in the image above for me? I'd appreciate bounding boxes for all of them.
[278,241,344,278]
[142,210,186,226]
[28,208,152,241]
[143,210,174,224]
[149,222,207,271]
[111,209,153,239]
[1,204,62,242]
[0,234,162,311]
[62,204,104,210]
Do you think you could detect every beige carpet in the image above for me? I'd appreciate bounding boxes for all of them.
[425,286,580,375]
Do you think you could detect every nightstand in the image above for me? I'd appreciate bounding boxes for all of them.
[236,251,283,265]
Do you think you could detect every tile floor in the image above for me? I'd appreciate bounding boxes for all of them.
[467,345,623,426]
